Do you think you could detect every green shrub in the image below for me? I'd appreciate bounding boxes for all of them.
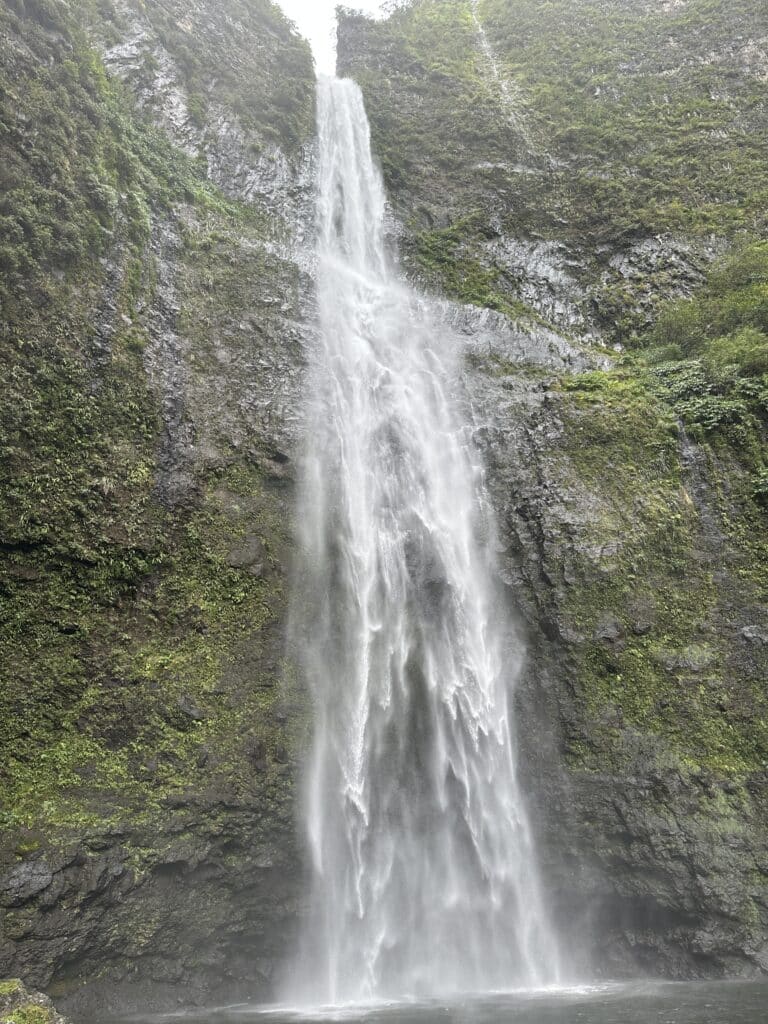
[703,327,768,377]
[7,1005,53,1024]
[650,242,768,363]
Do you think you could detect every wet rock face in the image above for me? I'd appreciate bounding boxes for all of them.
[463,367,768,979]
[95,0,316,229]
[0,791,301,1017]
[339,0,768,346]
[2,0,766,1012]
[0,0,314,1014]
[0,863,55,908]
[480,238,594,337]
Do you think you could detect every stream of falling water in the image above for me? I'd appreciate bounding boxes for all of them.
[470,0,533,148]
[284,75,562,1006]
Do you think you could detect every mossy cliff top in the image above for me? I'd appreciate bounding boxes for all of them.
[338,0,768,342]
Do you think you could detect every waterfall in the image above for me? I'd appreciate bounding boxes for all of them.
[470,1,533,149]
[286,74,562,1006]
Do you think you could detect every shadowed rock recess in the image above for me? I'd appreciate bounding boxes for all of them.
[0,0,766,1015]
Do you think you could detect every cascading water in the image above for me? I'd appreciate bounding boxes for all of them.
[286,74,562,1006]
[471,0,533,148]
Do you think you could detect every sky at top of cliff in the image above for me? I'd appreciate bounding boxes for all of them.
[277,0,387,75]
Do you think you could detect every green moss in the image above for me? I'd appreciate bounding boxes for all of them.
[6,1005,53,1024]
[0,3,211,316]
[131,0,314,151]
[0,979,53,1024]
[0,0,308,839]
[402,213,542,320]
[648,241,768,357]
[554,367,768,776]
[343,1,768,343]
[638,243,768,500]
[2,456,293,832]
[340,1,522,192]
[480,0,768,241]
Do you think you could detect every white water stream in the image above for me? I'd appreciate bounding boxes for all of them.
[470,1,534,149]
[285,75,562,1005]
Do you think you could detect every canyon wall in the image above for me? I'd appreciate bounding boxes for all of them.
[0,0,766,1014]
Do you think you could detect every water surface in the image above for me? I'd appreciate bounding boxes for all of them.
[113,982,767,1024]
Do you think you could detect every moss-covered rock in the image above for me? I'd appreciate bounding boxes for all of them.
[0,0,314,1013]
[0,979,69,1024]
[339,0,768,345]
[3,0,767,1004]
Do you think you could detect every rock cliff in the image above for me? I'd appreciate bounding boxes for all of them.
[0,978,70,1024]
[0,0,314,1014]
[338,0,768,980]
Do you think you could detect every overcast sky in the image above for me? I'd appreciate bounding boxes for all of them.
[277,0,387,75]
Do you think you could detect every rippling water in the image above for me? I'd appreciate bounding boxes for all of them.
[108,982,768,1024]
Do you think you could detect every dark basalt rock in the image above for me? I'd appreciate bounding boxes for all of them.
[0,0,314,1015]
[0,863,55,908]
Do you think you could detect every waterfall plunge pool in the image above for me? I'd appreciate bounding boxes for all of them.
[106,980,768,1024]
